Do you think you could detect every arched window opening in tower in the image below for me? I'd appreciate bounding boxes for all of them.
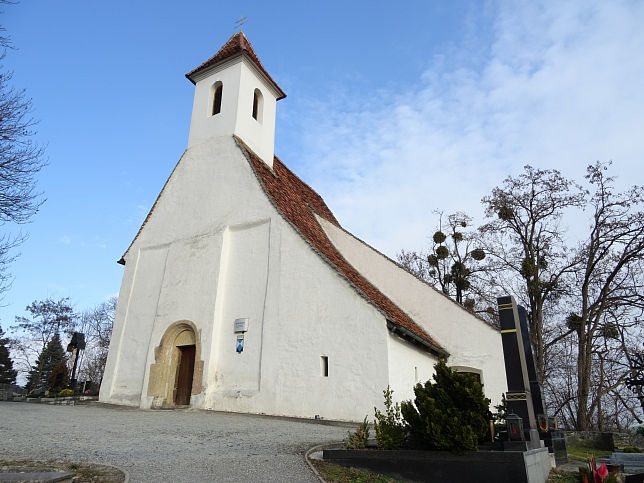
[252,88,263,123]
[212,82,223,116]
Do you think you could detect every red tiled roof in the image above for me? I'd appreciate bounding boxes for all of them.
[185,31,286,100]
[234,137,447,356]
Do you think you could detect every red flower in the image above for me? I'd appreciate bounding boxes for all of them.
[597,463,608,479]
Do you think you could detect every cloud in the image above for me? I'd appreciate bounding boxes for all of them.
[295,0,644,257]
[58,235,72,245]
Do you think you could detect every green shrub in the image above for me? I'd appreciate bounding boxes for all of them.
[48,360,70,393]
[57,389,73,397]
[401,361,491,452]
[373,386,406,450]
[623,446,643,453]
[344,416,370,449]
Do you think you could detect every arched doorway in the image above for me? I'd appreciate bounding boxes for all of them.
[147,321,204,408]
[173,329,196,406]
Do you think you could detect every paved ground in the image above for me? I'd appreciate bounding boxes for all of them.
[0,401,350,482]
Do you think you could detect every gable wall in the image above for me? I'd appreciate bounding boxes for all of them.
[101,136,395,420]
[317,216,508,406]
[102,137,267,407]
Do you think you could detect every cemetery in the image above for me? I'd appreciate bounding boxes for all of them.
[312,296,644,483]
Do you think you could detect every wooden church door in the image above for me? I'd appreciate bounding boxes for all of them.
[175,345,196,406]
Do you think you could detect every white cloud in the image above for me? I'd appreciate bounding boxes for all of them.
[58,235,72,245]
[296,0,644,257]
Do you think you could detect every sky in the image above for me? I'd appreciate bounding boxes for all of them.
[0,0,643,326]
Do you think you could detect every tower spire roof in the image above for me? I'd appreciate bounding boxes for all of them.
[185,31,286,100]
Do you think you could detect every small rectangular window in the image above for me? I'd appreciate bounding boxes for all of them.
[321,356,328,377]
[414,366,418,383]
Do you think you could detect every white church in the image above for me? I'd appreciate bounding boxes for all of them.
[99,32,507,421]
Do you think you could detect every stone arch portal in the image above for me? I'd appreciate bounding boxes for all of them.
[147,321,204,408]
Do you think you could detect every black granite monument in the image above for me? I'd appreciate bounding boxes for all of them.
[497,296,567,463]
[497,296,541,449]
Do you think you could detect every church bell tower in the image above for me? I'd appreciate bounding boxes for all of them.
[185,31,286,168]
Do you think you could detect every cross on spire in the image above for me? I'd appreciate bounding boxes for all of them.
[235,16,248,32]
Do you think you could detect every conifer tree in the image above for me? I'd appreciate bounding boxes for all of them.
[25,332,66,393]
[401,361,491,452]
[48,360,69,392]
[0,324,17,385]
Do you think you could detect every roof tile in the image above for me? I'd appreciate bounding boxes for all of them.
[186,31,286,100]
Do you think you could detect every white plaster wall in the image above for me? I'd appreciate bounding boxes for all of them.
[208,219,270,395]
[137,233,222,408]
[317,216,508,407]
[100,245,168,406]
[203,213,392,421]
[387,333,439,404]
[187,58,241,148]
[100,248,139,405]
[254,219,391,421]
[233,59,278,166]
[188,56,278,166]
[125,137,270,249]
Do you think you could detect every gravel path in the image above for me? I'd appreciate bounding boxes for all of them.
[0,402,350,482]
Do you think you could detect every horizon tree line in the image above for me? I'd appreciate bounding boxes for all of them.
[397,162,644,432]
[2,296,116,394]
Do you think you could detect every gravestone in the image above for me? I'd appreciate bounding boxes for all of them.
[497,296,568,463]
[497,296,540,449]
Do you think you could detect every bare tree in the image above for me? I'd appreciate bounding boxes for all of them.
[0,7,46,295]
[565,162,644,430]
[480,165,585,384]
[9,298,74,376]
[74,297,116,390]
[397,211,491,315]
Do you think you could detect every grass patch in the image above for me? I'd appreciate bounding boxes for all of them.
[547,468,579,483]
[566,445,613,461]
[0,459,123,482]
[311,459,408,482]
